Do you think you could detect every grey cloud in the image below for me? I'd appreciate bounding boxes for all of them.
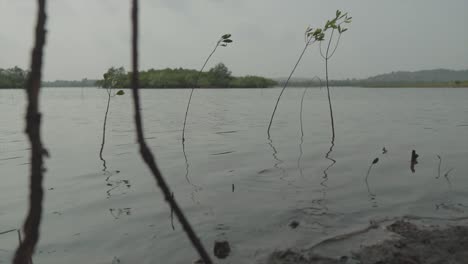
[0,0,467,80]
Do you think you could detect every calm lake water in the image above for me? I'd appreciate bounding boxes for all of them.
[1,87,468,263]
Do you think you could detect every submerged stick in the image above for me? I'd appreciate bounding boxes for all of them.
[14,1,47,263]
[436,155,442,179]
[170,192,175,230]
[129,2,212,263]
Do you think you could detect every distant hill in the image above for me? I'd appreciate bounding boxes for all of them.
[276,69,468,87]
[365,69,468,83]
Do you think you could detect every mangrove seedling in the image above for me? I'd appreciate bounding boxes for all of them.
[267,26,324,138]
[319,10,352,140]
[182,33,233,143]
[99,67,125,171]
[180,34,232,204]
[365,157,379,198]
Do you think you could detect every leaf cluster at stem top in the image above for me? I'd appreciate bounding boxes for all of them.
[218,33,233,47]
[324,10,352,34]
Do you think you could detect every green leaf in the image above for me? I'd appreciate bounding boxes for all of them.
[116,90,125,96]
[221,34,231,39]
[336,10,341,18]
[341,28,348,33]
[223,39,233,43]
[220,43,227,47]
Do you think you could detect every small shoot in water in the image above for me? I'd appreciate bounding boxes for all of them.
[320,10,352,141]
[267,26,324,137]
[99,67,126,171]
[365,157,379,198]
[182,33,233,143]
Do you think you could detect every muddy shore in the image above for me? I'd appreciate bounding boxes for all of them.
[266,218,468,264]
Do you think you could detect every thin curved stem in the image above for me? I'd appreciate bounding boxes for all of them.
[323,140,336,180]
[14,0,47,263]
[436,155,442,179]
[267,38,314,138]
[325,58,335,140]
[327,33,342,59]
[99,89,111,172]
[324,29,336,140]
[365,164,375,196]
[181,42,219,203]
[319,41,327,60]
[182,41,220,143]
[130,2,212,263]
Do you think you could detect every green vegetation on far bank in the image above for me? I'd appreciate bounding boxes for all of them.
[2,66,468,89]
[0,66,28,88]
[43,79,98,87]
[0,66,98,88]
[97,63,277,89]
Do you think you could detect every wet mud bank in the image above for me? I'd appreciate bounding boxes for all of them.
[266,219,468,264]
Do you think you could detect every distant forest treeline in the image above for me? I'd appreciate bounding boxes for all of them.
[2,66,468,89]
[96,63,277,88]
[43,79,98,87]
[0,64,277,88]
[0,66,28,88]
[0,66,98,88]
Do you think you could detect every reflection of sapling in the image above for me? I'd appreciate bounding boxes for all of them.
[267,27,324,137]
[99,67,126,171]
[182,34,233,143]
[319,10,352,140]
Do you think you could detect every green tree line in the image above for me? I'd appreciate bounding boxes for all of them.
[97,63,277,88]
[0,66,28,88]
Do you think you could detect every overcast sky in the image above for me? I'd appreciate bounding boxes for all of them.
[1,0,467,81]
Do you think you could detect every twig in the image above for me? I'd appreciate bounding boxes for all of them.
[436,155,441,179]
[170,192,175,230]
[129,1,212,263]
[320,29,337,140]
[365,158,379,197]
[0,229,17,236]
[181,42,218,143]
[13,1,47,263]
[267,37,315,138]
[308,219,380,251]
[99,89,111,171]
[17,229,22,244]
[322,139,336,181]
